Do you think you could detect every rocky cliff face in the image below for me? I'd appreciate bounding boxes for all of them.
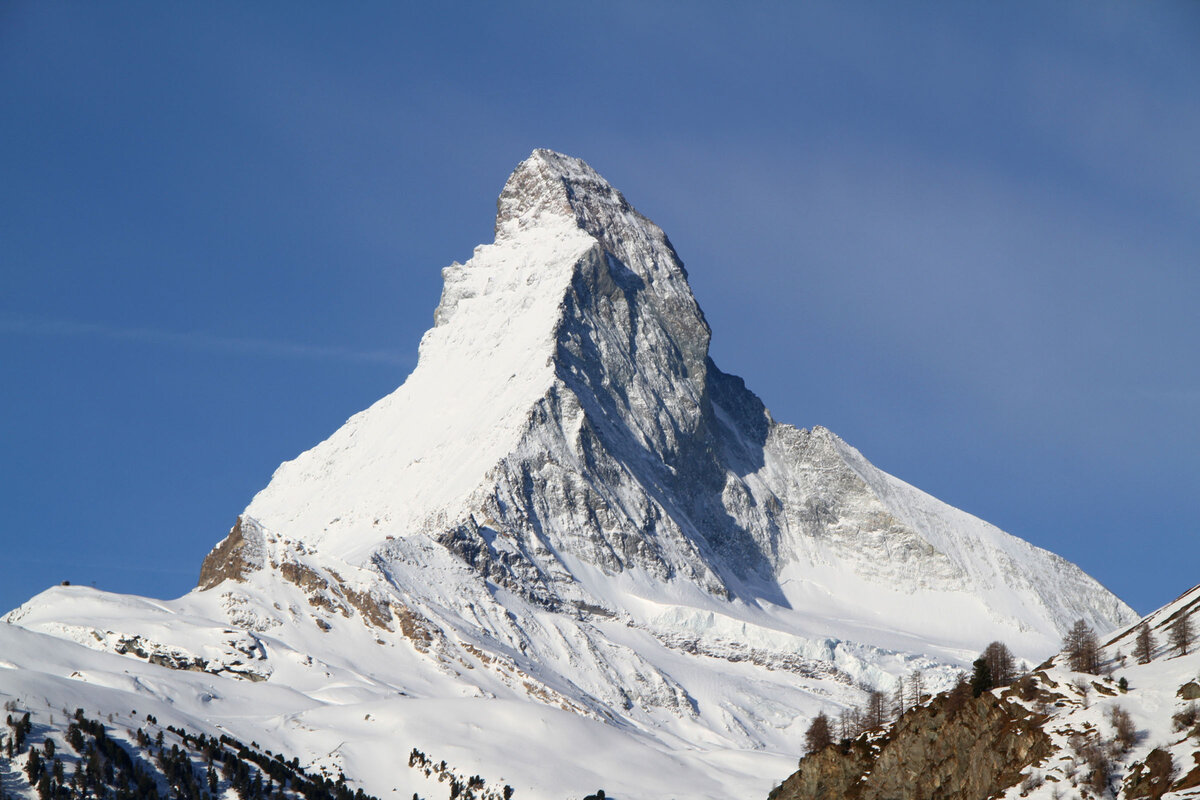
[770,691,1051,800]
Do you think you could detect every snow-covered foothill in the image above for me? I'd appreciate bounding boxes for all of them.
[998,583,1200,800]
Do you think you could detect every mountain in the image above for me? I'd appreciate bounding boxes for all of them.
[769,582,1200,800]
[2,150,1136,800]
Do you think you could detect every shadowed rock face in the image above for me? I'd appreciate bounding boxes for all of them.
[769,692,1051,800]
[1125,748,1179,800]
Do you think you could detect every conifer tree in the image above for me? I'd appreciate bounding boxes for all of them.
[944,674,971,716]
[26,747,42,783]
[1169,615,1194,657]
[908,669,926,705]
[892,684,905,719]
[864,690,888,730]
[1063,619,1100,674]
[836,707,860,741]
[803,711,833,754]
[1133,622,1155,665]
[970,658,992,697]
[982,641,1016,687]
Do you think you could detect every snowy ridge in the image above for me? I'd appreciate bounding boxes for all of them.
[3,150,1138,800]
[242,210,596,559]
[830,433,1133,635]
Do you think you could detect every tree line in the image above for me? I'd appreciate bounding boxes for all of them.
[406,748,513,800]
[804,610,1196,758]
[1,707,383,800]
[806,614,1200,758]
[1067,612,1193,674]
[802,639,1021,754]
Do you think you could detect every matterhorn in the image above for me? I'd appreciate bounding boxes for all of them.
[3,150,1135,800]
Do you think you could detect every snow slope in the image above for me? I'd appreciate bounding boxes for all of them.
[994,582,1200,800]
[3,150,1138,800]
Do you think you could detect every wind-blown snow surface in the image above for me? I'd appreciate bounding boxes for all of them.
[3,150,1137,800]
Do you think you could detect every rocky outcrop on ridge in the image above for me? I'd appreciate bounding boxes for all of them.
[770,691,1051,800]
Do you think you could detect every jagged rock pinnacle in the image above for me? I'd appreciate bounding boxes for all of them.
[495,149,634,235]
[494,150,695,288]
[491,149,712,393]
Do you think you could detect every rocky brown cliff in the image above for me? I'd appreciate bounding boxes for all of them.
[769,691,1051,800]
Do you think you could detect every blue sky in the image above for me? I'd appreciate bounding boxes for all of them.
[2,2,1197,617]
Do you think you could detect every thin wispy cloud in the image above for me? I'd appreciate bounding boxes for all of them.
[0,313,411,366]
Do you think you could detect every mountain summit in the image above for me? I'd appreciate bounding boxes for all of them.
[224,149,1131,647]
[7,151,1137,800]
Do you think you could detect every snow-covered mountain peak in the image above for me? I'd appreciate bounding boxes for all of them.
[495,149,643,241]
[242,152,719,564]
[2,151,1142,800]
[224,150,1134,650]
[494,149,710,367]
[494,149,596,231]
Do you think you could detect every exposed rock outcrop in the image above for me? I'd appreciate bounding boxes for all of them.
[197,515,265,590]
[773,583,1200,800]
[769,692,1051,800]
